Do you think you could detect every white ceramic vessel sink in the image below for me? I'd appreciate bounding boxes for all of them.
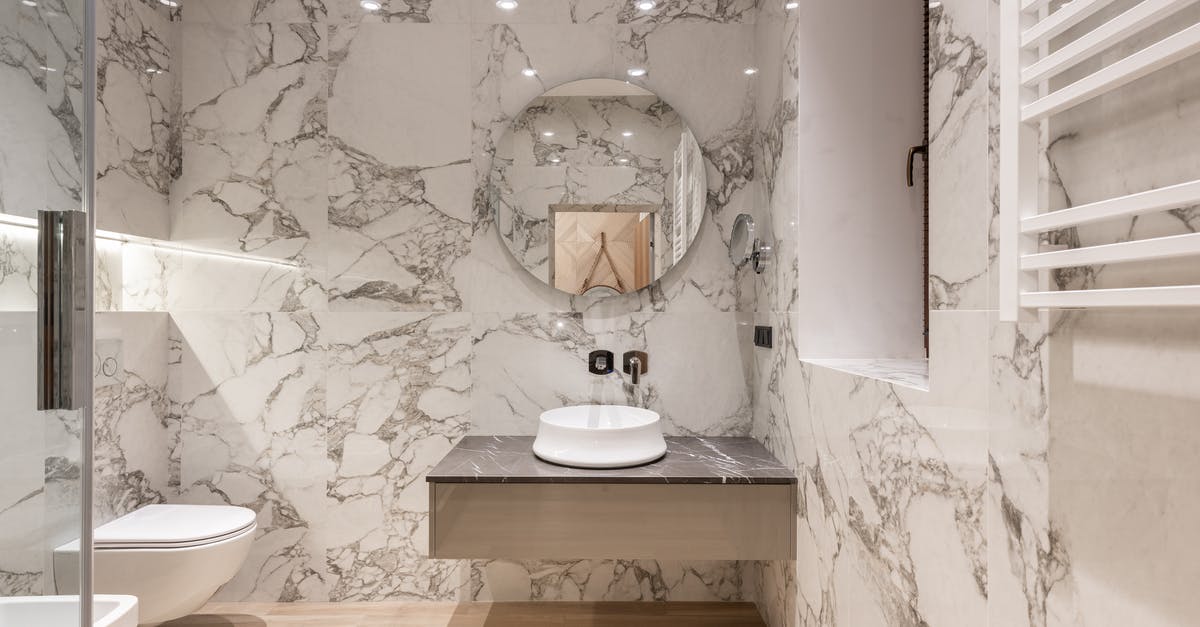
[533,405,667,468]
[0,594,138,627]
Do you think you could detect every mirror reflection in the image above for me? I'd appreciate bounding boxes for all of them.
[491,79,706,295]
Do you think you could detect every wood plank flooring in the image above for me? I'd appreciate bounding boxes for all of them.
[161,602,766,627]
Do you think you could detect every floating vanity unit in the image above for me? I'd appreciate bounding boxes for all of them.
[427,436,797,560]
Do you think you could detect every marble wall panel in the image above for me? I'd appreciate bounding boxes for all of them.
[928,0,990,312]
[318,312,472,601]
[96,0,177,239]
[93,312,171,525]
[149,0,760,604]
[171,20,329,310]
[172,312,332,601]
[326,22,472,312]
[0,225,39,312]
[747,1,1030,625]
[750,2,1200,627]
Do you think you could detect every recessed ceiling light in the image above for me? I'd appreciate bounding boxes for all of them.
[626,67,647,77]
[496,0,518,9]
[360,0,382,10]
[621,131,634,137]
[617,157,630,164]
[743,67,759,75]
[636,0,656,10]
[39,65,57,72]
[145,67,164,74]
[784,1,798,8]
[158,0,178,6]
[521,67,537,77]
[549,157,562,163]
[20,0,38,6]
[542,131,555,137]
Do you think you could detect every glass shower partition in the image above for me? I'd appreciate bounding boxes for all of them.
[0,0,95,624]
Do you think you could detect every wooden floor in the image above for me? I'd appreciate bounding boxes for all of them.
[161,602,766,627]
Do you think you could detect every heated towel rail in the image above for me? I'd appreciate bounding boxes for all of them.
[999,0,1200,320]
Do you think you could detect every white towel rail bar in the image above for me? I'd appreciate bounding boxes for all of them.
[1022,20,1200,122]
[1021,179,1200,233]
[1000,0,1200,320]
[1021,285,1200,309]
[1022,0,1200,85]
[1022,0,1053,14]
[1021,232,1200,270]
[1021,0,1118,48]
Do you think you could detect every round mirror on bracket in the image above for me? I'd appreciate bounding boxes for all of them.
[490,78,707,296]
[729,213,772,274]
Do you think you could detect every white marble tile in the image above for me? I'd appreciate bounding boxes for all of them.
[468,0,620,25]
[750,307,990,626]
[0,224,39,312]
[183,0,330,24]
[329,0,471,24]
[327,154,472,312]
[327,23,472,311]
[173,21,328,309]
[1043,310,1200,627]
[928,0,990,311]
[317,312,472,601]
[0,0,86,221]
[95,0,176,240]
[329,23,470,167]
[93,312,171,525]
[172,312,332,601]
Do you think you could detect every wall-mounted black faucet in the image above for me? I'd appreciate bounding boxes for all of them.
[588,350,614,375]
[622,351,648,385]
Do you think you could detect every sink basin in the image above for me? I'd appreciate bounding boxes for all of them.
[0,595,138,627]
[533,405,667,468]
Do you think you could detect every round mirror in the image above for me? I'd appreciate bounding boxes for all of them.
[490,79,707,296]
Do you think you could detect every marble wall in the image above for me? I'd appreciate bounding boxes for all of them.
[84,0,760,604]
[748,1,1200,626]
[96,0,178,239]
[9,0,1192,615]
[1034,3,1200,624]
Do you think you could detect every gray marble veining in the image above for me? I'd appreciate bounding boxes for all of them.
[428,436,795,484]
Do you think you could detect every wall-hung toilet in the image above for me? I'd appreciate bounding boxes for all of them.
[54,504,256,626]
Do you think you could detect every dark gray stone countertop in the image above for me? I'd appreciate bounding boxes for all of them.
[426,436,797,485]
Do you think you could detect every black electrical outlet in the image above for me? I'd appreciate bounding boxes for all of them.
[753,325,773,348]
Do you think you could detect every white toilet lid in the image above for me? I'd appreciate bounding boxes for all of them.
[94,504,257,549]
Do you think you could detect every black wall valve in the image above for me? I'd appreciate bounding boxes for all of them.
[622,351,649,385]
[588,349,615,375]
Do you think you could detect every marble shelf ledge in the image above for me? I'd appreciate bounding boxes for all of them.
[802,357,930,391]
[426,436,797,485]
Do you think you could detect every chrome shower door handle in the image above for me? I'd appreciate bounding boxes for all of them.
[907,144,927,188]
[37,210,88,411]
